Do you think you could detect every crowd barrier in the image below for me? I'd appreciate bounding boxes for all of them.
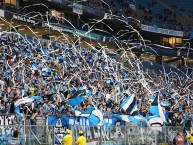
[0,114,185,145]
[71,125,183,145]
[0,114,55,145]
[0,125,55,145]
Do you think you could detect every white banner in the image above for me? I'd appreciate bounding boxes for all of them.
[13,14,36,24]
[73,3,83,15]
[141,24,184,37]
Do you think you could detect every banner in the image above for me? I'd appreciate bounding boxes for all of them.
[48,116,124,144]
[13,14,37,24]
[75,29,101,41]
[73,3,83,15]
[42,22,101,41]
[141,24,184,37]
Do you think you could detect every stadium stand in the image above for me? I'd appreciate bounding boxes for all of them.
[0,32,192,126]
[74,0,192,33]
[0,0,193,144]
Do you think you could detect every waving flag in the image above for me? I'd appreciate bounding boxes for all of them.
[66,90,86,107]
[112,114,147,126]
[14,96,41,121]
[161,101,171,107]
[42,67,51,76]
[149,94,159,115]
[148,115,164,126]
[120,94,136,115]
[77,106,103,125]
[88,109,103,125]
[130,97,139,116]
[149,93,166,125]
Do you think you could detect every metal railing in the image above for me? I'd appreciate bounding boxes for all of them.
[0,125,55,145]
[72,125,183,145]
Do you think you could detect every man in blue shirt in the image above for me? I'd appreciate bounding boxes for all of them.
[7,130,21,145]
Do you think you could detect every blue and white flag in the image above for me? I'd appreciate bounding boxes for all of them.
[112,114,147,126]
[130,98,139,116]
[149,93,166,123]
[112,114,130,122]
[14,96,41,121]
[66,90,86,107]
[128,115,147,126]
[42,67,51,76]
[76,106,103,125]
[66,96,84,107]
[149,94,159,116]
[161,101,171,107]
[148,115,164,126]
[120,94,136,114]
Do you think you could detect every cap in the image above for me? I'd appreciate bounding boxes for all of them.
[79,131,83,135]
[66,129,71,134]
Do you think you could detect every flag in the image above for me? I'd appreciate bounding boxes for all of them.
[130,98,139,116]
[149,94,159,115]
[30,95,41,100]
[161,101,171,107]
[66,90,86,107]
[128,115,147,127]
[14,106,24,121]
[88,109,103,125]
[78,107,103,125]
[120,94,136,115]
[148,115,164,126]
[70,90,86,99]
[14,96,41,117]
[66,96,84,107]
[14,96,41,121]
[112,114,130,122]
[149,93,166,123]
[112,114,147,126]
[42,67,51,76]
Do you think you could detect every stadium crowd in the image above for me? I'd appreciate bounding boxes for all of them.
[0,32,192,130]
[77,0,192,33]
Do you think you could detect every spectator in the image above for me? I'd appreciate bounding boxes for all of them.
[173,131,186,145]
[30,108,37,134]
[7,130,20,145]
